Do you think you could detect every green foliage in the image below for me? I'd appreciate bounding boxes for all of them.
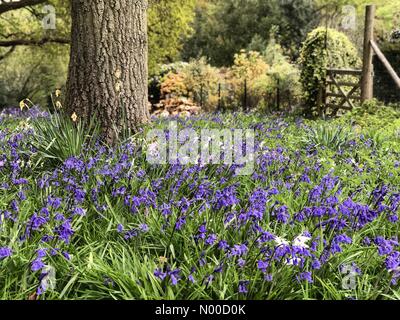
[181,57,221,111]
[0,0,197,106]
[227,50,269,110]
[299,27,361,117]
[30,111,99,170]
[2,110,400,299]
[160,71,191,103]
[302,122,354,151]
[182,0,318,66]
[0,46,68,107]
[340,99,400,129]
[148,62,190,103]
[0,0,70,107]
[226,43,301,112]
[259,39,301,110]
[154,44,302,112]
[153,58,222,111]
[148,0,196,75]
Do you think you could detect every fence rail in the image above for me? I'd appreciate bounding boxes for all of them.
[322,4,400,114]
[323,68,362,114]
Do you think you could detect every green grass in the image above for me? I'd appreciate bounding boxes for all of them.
[1,109,400,300]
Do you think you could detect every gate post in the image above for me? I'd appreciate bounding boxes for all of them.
[361,4,375,102]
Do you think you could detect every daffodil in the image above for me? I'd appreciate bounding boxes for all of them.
[56,101,62,109]
[19,100,26,111]
[158,256,168,265]
[55,89,62,97]
[71,112,78,122]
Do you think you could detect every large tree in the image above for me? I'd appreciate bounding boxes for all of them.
[65,0,149,143]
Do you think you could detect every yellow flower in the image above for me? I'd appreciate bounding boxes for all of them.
[19,100,26,111]
[71,112,78,122]
[55,89,62,97]
[55,101,62,109]
[158,256,168,265]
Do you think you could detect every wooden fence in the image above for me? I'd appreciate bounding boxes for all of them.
[323,4,400,114]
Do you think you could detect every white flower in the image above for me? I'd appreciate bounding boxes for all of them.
[148,141,159,157]
[274,236,290,246]
[292,234,311,249]
[286,257,302,266]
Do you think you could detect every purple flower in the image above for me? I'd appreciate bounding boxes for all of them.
[218,240,229,251]
[257,260,269,273]
[205,234,217,246]
[72,207,86,216]
[188,274,195,283]
[259,231,275,243]
[175,216,186,230]
[238,280,249,293]
[231,244,248,256]
[214,185,239,210]
[169,269,181,285]
[205,274,214,287]
[37,248,47,258]
[237,258,246,268]
[47,197,62,209]
[154,268,167,281]
[31,258,45,272]
[198,223,207,238]
[311,259,321,270]
[159,203,171,217]
[10,200,19,212]
[55,220,74,244]
[139,224,149,233]
[375,237,394,256]
[63,251,71,261]
[30,213,48,231]
[74,189,86,203]
[264,274,273,282]
[213,263,224,273]
[124,229,138,240]
[297,271,313,283]
[274,205,290,223]
[0,247,12,259]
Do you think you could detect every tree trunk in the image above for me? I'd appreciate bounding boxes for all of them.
[65,0,149,144]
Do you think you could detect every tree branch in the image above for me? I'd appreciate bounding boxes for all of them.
[0,0,48,15]
[0,37,70,46]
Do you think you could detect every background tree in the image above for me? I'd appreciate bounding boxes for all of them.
[0,0,70,106]
[148,0,195,75]
[0,0,196,106]
[181,0,318,66]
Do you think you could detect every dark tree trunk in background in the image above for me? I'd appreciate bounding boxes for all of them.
[65,0,149,143]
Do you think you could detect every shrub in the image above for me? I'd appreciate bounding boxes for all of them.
[160,72,189,98]
[341,99,400,128]
[255,40,301,111]
[302,123,354,151]
[30,111,99,170]
[148,62,189,103]
[181,57,222,111]
[156,58,224,111]
[299,28,361,117]
[228,50,269,110]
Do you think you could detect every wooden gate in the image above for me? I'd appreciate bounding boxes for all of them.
[322,5,400,116]
[324,68,362,116]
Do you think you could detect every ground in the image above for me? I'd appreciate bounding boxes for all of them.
[1,105,400,300]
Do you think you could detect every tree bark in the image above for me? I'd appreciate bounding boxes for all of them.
[65,0,149,144]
